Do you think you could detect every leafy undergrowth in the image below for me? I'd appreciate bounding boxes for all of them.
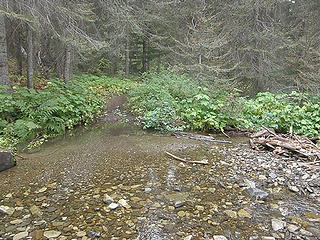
[240,92,320,137]
[0,75,136,150]
[2,71,319,150]
[128,71,320,138]
[128,70,240,132]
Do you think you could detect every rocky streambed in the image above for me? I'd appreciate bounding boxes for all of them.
[0,123,319,240]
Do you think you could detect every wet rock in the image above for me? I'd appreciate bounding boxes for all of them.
[177,211,186,217]
[288,185,299,193]
[29,230,43,240]
[299,229,313,236]
[30,205,42,217]
[0,152,16,172]
[118,199,130,209]
[144,187,152,192]
[224,210,237,218]
[271,219,286,231]
[243,187,269,200]
[174,201,184,208]
[44,230,61,238]
[213,236,228,240]
[76,231,86,237]
[88,231,101,238]
[307,227,320,238]
[13,231,28,240]
[238,209,252,218]
[108,203,119,210]
[37,187,47,193]
[195,205,204,211]
[0,205,15,215]
[287,224,299,233]
[103,194,114,203]
[10,219,23,225]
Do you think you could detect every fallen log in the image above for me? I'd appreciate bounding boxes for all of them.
[165,151,209,165]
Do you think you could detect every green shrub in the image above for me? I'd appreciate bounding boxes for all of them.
[128,70,235,132]
[0,74,134,149]
[241,92,320,137]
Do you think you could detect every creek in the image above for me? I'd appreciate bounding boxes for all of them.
[0,123,319,240]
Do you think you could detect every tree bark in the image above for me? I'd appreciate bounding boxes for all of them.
[27,26,34,89]
[0,13,10,88]
[64,46,71,84]
[125,33,130,78]
[142,38,147,72]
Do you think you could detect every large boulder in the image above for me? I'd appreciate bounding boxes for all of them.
[0,152,16,172]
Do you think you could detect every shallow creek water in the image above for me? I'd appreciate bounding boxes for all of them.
[0,123,319,240]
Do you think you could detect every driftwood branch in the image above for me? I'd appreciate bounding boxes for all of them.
[165,151,209,165]
[250,127,320,161]
[173,132,232,144]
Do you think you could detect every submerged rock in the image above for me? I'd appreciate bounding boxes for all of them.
[108,203,119,210]
[0,152,16,172]
[243,187,269,200]
[13,232,28,240]
[118,199,130,209]
[43,230,61,238]
[88,231,101,238]
[271,219,286,231]
[213,236,228,240]
[103,194,114,203]
[0,205,15,215]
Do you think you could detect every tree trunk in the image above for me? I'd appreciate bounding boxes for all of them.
[157,54,161,73]
[64,46,71,84]
[125,32,130,78]
[27,26,33,89]
[142,38,147,72]
[0,13,10,88]
[15,31,23,75]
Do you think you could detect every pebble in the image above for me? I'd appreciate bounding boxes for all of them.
[144,187,152,192]
[0,205,15,215]
[43,230,61,238]
[88,231,101,238]
[108,203,119,210]
[30,205,43,216]
[178,211,186,217]
[287,224,299,232]
[13,232,28,240]
[76,231,86,237]
[29,230,43,240]
[288,185,299,193]
[10,219,23,225]
[261,237,275,240]
[271,219,286,231]
[118,199,131,209]
[213,236,228,240]
[243,187,269,200]
[238,209,252,218]
[174,201,184,208]
[103,194,114,203]
[224,210,237,218]
[299,229,313,236]
[195,205,204,211]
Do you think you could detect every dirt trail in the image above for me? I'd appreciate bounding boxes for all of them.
[95,94,136,123]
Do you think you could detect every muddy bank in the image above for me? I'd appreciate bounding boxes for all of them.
[0,123,319,240]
